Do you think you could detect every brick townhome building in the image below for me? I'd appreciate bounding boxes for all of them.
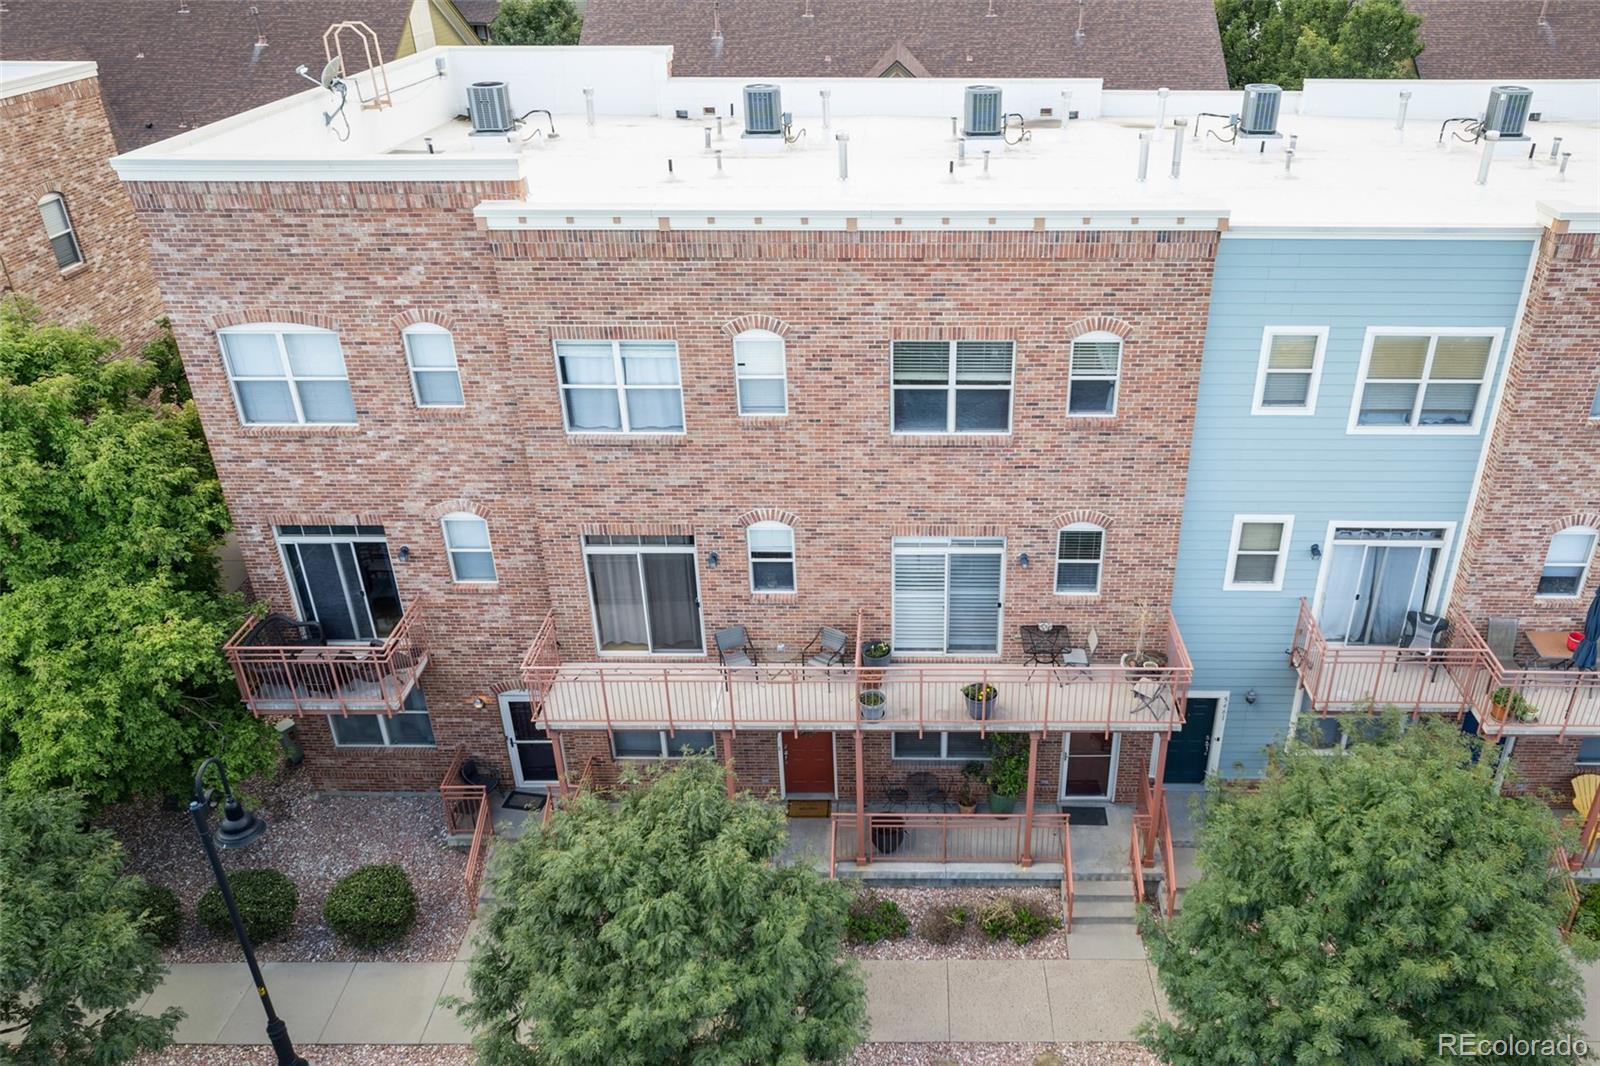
[111,46,1599,879]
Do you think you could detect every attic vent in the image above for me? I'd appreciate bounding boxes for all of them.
[964,85,1003,137]
[1484,85,1532,138]
[467,81,514,134]
[1239,83,1281,136]
[743,84,783,136]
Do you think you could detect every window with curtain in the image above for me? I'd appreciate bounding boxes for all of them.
[1055,525,1104,594]
[746,521,796,592]
[328,684,435,746]
[403,324,463,406]
[733,329,787,415]
[441,513,497,582]
[37,193,83,269]
[555,340,684,433]
[1354,331,1496,430]
[1253,328,1326,414]
[583,535,702,653]
[220,326,356,425]
[1067,333,1122,416]
[891,340,1013,433]
[1225,516,1292,590]
[1539,527,1597,598]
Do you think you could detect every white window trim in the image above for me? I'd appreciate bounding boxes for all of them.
[1053,522,1104,596]
[1066,331,1122,419]
[610,728,717,759]
[581,537,707,656]
[441,512,497,584]
[890,731,991,761]
[889,339,1015,436]
[1223,514,1295,592]
[1345,326,1504,436]
[402,323,464,408]
[218,323,355,427]
[553,339,685,436]
[733,329,788,417]
[1536,525,1597,601]
[746,520,796,594]
[38,192,84,269]
[1250,326,1329,417]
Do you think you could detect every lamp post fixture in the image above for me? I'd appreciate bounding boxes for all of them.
[189,757,309,1066]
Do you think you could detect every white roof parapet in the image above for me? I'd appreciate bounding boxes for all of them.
[473,203,1230,233]
[0,60,98,101]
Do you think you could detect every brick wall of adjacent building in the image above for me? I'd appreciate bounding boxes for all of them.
[1,76,162,348]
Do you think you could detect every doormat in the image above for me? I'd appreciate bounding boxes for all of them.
[502,792,547,812]
[1060,805,1109,826]
[787,799,831,818]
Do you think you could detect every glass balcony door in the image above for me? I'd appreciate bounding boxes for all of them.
[277,527,401,642]
[891,537,1004,655]
[584,535,704,654]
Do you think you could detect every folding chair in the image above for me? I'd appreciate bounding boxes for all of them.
[802,626,850,667]
[714,625,759,668]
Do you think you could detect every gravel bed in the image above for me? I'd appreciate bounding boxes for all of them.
[133,1045,473,1066]
[98,772,471,963]
[845,887,1070,961]
[849,1043,1160,1065]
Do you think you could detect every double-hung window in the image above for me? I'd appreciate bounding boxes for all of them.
[220,325,356,425]
[1252,328,1327,414]
[442,513,497,582]
[1067,333,1122,416]
[329,686,436,747]
[747,521,796,592]
[555,340,684,434]
[1224,516,1293,591]
[404,324,464,407]
[733,329,787,415]
[1055,525,1104,594]
[612,729,716,758]
[1538,527,1597,598]
[891,340,1013,434]
[892,537,1004,655]
[891,731,990,761]
[1351,330,1498,432]
[37,193,83,270]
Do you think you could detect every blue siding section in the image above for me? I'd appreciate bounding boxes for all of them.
[1173,238,1533,776]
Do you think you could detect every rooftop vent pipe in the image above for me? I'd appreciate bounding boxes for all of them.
[1476,129,1500,185]
[1239,83,1281,136]
[583,87,595,127]
[1395,91,1411,134]
[1155,87,1170,133]
[820,89,831,129]
[1171,118,1187,176]
[963,85,1004,138]
[1137,131,1151,182]
[836,131,848,180]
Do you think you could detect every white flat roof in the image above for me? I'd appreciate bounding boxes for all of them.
[0,60,97,101]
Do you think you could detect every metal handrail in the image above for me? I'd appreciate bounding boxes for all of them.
[827,811,1071,867]
[1061,812,1075,931]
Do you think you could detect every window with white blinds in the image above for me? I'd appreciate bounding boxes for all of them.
[1351,330,1498,432]
[1224,515,1293,591]
[1252,328,1327,415]
[1055,525,1104,594]
[37,193,83,270]
[891,340,1013,433]
[733,329,788,415]
[747,521,796,592]
[556,340,684,434]
[1538,527,1597,598]
[891,538,1004,654]
[1067,333,1122,416]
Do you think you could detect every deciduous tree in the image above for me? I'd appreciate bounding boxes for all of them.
[490,0,582,45]
[1216,0,1423,90]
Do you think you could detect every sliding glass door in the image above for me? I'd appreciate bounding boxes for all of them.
[891,537,1004,655]
[583,535,704,654]
[277,525,402,642]
[1316,527,1445,645]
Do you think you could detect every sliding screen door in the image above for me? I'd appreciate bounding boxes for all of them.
[584,536,704,654]
[891,538,1004,655]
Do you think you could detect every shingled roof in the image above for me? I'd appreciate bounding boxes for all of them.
[579,0,1230,89]
[1410,0,1600,80]
[0,0,463,151]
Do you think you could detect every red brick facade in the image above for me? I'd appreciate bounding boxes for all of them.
[1,75,161,348]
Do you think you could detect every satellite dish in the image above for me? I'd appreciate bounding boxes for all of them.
[319,56,343,91]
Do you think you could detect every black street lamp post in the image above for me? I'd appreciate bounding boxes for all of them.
[189,757,309,1066]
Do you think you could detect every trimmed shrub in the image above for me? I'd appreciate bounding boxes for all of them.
[131,878,183,949]
[323,864,418,948]
[845,891,909,944]
[198,868,298,943]
[917,905,967,945]
[977,895,1059,945]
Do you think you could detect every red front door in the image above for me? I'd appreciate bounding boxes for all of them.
[781,732,835,795]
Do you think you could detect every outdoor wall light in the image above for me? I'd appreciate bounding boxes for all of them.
[1244,689,1259,704]
[1309,543,1322,559]
[471,695,488,710]
[707,551,720,568]
[1018,553,1031,568]
[398,545,410,561]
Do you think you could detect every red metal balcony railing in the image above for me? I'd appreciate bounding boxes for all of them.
[1479,662,1600,739]
[438,746,493,917]
[1288,599,1495,720]
[224,600,430,716]
[518,607,1192,734]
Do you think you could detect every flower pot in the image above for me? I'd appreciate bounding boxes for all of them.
[871,816,907,854]
[861,644,892,668]
[858,689,887,721]
[965,696,992,720]
[1490,699,1509,722]
[957,799,977,815]
[987,793,1017,814]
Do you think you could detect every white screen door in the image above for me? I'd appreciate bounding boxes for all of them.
[891,538,1004,654]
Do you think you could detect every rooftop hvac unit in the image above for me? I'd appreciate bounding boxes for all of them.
[1484,85,1533,138]
[964,85,1003,137]
[743,84,783,136]
[1239,83,1282,136]
[467,81,514,134]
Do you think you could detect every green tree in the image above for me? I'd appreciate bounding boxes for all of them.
[459,758,867,1065]
[1215,0,1423,90]
[0,299,277,804]
[0,789,181,1064]
[1141,716,1590,1065]
[489,0,582,45]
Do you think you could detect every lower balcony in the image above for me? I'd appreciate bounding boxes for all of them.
[224,600,430,716]
[1476,618,1600,737]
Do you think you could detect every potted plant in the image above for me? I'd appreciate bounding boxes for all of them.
[955,784,978,815]
[1490,687,1539,723]
[858,689,887,721]
[1120,604,1168,674]
[962,681,998,720]
[861,640,892,667]
[984,734,1029,813]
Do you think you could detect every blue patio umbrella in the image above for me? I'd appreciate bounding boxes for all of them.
[1573,588,1600,671]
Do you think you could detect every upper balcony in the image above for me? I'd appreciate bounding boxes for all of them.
[521,608,1193,734]
[1288,598,1496,721]
[225,600,430,716]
